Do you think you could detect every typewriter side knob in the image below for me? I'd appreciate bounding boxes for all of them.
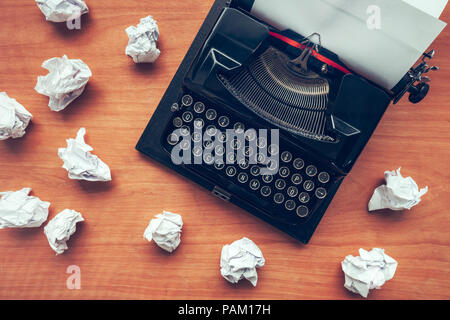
[408,82,430,104]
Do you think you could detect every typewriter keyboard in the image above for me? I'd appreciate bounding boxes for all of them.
[164,94,334,223]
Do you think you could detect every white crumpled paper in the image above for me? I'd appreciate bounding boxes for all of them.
[143,211,183,253]
[36,0,89,23]
[58,128,111,182]
[0,92,33,140]
[220,237,265,287]
[44,209,84,255]
[369,168,428,211]
[125,16,161,63]
[0,188,50,229]
[341,248,398,298]
[35,55,92,112]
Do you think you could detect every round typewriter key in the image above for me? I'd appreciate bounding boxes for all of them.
[315,187,327,199]
[306,165,318,177]
[218,116,230,128]
[238,159,250,170]
[193,118,204,129]
[250,165,260,176]
[206,125,217,136]
[249,179,260,191]
[234,122,245,134]
[180,125,190,136]
[203,153,214,165]
[303,180,315,192]
[170,103,180,112]
[261,186,272,197]
[267,159,278,171]
[262,174,273,184]
[279,167,290,178]
[238,172,248,184]
[192,146,203,157]
[226,166,237,177]
[192,132,202,143]
[287,186,299,198]
[167,133,179,146]
[182,111,193,123]
[318,172,330,184]
[215,145,225,156]
[275,179,286,190]
[173,117,183,128]
[296,206,309,218]
[244,146,254,157]
[218,132,227,143]
[298,192,310,204]
[256,137,267,149]
[231,138,241,150]
[291,174,303,185]
[205,109,217,121]
[193,101,205,113]
[285,200,296,211]
[226,152,236,163]
[274,193,285,204]
[214,161,225,171]
[268,144,279,156]
[182,94,193,107]
[180,140,190,150]
[245,129,257,142]
[256,153,266,164]
[293,158,305,170]
[281,151,293,163]
[203,140,213,149]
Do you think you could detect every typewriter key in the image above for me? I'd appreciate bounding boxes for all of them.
[238,173,248,184]
[315,187,327,199]
[318,172,330,184]
[256,137,266,148]
[193,102,205,113]
[238,159,250,170]
[287,186,299,198]
[170,103,180,112]
[192,146,203,157]
[291,174,303,185]
[218,116,230,128]
[261,186,272,197]
[245,129,257,142]
[296,206,309,218]
[180,140,190,150]
[231,138,241,150]
[268,144,279,155]
[275,179,286,190]
[249,179,260,191]
[250,166,260,176]
[206,125,217,136]
[256,153,266,164]
[279,167,290,178]
[205,109,217,121]
[167,133,179,146]
[203,140,213,149]
[226,153,236,163]
[215,145,225,156]
[303,180,315,192]
[234,122,245,134]
[293,158,305,170]
[192,132,202,143]
[180,125,190,136]
[173,117,183,128]
[193,118,204,129]
[182,94,193,107]
[261,174,273,184]
[218,132,227,143]
[267,159,278,171]
[306,165,318,177]
[274,193,285,204]
[281,151,292,163]
[214,161,225,170]
[244,146,254,157]
[285,200,296,211]
[203,153,214,165]
[298,192,310,204]
[226,166,237,177]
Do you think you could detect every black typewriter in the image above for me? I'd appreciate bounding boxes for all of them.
[136,0,440,243]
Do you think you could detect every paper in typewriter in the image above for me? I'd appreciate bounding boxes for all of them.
[403,0,448,18]
[249,0,447,90]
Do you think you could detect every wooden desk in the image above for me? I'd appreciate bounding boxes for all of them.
[0,0,449,300]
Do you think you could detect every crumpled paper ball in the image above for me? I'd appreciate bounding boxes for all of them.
[220,237,265,287]
[36,0,89,23]
[35,55,92,112]
[369,168,428,211]
[125,15,160,63]
[44,209,84,255]
[143,211,183,253]
[341,248,398,298]
[0,92,33,140]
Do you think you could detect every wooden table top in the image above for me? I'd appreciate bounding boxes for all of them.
[0,0,449,300]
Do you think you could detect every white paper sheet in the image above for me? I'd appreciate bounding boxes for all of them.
[0,188,50,229]
[369,168,428,211]
[403,0,448,18]
[58,128,111,182]
[143,211,183,252]
[220,237,265,287]
[249,0,447,90]
[125,16,161,63]
[342,248,398,298]
[44,209,84,255]
[0,92,33,140]
[36,0,89,23]
[35,55,92,112]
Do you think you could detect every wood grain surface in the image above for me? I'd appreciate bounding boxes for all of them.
[0,0,449,300]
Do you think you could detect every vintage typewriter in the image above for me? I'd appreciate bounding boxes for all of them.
[136,0,443,243]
